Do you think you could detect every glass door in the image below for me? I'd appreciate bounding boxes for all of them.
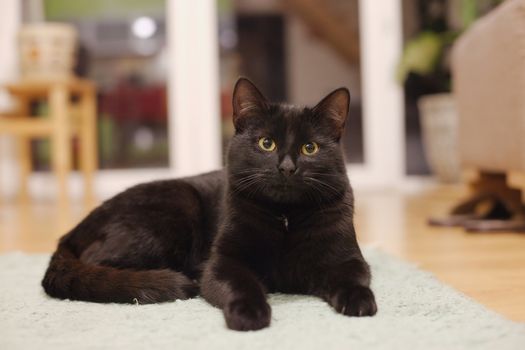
[15,0,222,198]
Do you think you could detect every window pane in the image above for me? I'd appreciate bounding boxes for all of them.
[27,0,169,170]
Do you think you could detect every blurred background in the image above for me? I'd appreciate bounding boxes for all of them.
[1,0,525,322]
[2,0,503,199]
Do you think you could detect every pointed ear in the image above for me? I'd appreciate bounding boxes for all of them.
[232,77,268,131]
[312,88,350,139]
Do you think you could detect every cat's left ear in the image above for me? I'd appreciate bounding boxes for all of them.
[312,88,350,140]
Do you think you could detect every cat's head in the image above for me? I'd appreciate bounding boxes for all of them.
[227,78,350,204]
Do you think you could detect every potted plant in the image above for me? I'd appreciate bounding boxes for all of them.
[397,0,502,183]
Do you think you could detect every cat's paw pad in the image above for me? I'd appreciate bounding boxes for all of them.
[330,285,377,317]
[224,298,271,331]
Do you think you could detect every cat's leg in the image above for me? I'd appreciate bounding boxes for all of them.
[201,254,271,331]
[313,258,377,317]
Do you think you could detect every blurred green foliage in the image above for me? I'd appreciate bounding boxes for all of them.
[45,0,165,20]
[397,0,503,86]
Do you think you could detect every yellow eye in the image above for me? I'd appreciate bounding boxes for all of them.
[301,142,319,155]
[258,137,276,152]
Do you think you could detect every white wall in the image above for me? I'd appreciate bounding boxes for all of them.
[0,0,21,198]
[286,16,362,106]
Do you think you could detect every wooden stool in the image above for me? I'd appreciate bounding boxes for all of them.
[0,78,97,202]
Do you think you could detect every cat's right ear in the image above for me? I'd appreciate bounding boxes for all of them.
[312,87,350,140]
[232,77,268,131]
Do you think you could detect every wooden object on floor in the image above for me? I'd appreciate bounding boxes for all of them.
[508,171,525,203]
[467,172,523,214]
[429,171,525,232]
[0,78,98,202]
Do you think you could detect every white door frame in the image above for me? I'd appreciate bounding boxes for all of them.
[167,0,221,178]
[348,0,405,190]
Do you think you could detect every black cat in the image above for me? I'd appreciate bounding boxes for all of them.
[42,78,377,331]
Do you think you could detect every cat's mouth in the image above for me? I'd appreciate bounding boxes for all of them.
[274,175,299,186]
[268,175,306,193]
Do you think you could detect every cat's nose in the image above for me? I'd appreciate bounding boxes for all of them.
[278,156,297,177]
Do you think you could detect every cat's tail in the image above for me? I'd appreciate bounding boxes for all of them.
[41,243,198,304]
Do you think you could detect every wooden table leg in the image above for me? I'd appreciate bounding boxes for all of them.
[49,85,71,203]
[15,96,32,202]
[79,89,98,205]
[16,137,31,201]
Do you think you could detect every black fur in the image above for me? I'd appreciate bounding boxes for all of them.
[42,78,377,331]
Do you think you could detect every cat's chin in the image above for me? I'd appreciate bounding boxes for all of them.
[256,185,306,204]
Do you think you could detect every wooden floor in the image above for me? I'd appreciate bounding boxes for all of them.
[1,185,524,322]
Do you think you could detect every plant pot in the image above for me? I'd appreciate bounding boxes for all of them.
[418,93,461,183]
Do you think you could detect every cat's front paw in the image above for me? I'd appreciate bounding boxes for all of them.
[329,285,377,317]
[224,298,271,331]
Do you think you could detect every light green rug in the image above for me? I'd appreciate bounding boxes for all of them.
[0,249,523,350]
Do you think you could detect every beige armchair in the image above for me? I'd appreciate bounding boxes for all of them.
[452,0,525,176]
[433,0,525,231]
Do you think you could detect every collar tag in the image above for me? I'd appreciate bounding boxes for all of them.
[282,215,289,231]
